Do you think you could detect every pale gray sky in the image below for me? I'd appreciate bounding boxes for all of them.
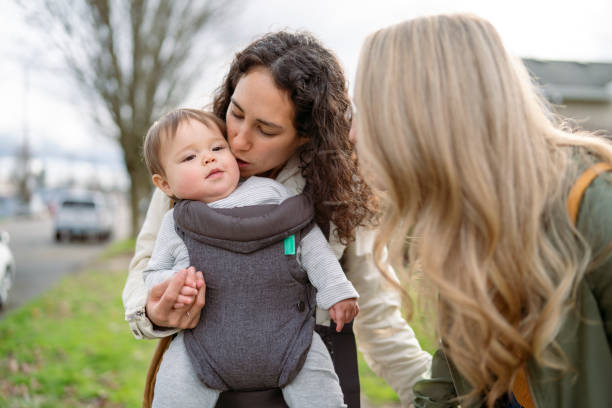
[1,0,611,188]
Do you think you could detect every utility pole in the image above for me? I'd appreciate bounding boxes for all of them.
[15,64,32,206]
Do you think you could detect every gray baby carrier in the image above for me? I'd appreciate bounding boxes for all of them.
[173,195,317,391]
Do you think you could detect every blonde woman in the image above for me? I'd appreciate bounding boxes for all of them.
[353,13,612,408]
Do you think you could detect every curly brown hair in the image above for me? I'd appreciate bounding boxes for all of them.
[212,31,377,244]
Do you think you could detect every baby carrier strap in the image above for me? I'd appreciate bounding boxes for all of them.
[315,321,361,407]
[173,194,314,247]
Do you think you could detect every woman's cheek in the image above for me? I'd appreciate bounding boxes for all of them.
[225,115,237,141]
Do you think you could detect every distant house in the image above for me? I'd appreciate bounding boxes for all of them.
[523,59,612,135]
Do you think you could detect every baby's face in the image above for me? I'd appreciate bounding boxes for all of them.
[157,119,240,203]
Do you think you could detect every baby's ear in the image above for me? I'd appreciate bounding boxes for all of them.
[152,174,173,197]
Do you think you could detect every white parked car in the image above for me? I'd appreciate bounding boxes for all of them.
[0,231,16,308]
[54,191,113,242]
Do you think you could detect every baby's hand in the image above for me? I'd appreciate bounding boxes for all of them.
[328,298,359,332]
[173,266,204,309]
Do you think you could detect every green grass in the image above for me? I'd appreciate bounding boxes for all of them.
[0,238,437,407]
[357,295,437,405]
[99,238,136,260]
[406,298,438,356]
[0,241,157,407]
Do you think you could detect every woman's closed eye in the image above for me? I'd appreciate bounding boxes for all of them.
[230,109,244,119]
[258,127,277,136]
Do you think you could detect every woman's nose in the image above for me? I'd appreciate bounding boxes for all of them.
[230,126,252,151]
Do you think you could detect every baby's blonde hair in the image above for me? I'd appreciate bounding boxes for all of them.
[355,13,612,406]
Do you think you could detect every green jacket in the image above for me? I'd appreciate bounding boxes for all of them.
[414,170,612,408]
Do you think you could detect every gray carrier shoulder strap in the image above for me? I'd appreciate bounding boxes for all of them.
[173,194,314,252]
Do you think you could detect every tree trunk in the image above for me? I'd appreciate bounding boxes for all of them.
[128,174,140,239]
[126,162,153,237]
[122,130,153,237]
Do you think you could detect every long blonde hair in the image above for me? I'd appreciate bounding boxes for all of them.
[355,13,612,406]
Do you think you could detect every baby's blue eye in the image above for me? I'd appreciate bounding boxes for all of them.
[212,146,224,152]
[182,154,196,162]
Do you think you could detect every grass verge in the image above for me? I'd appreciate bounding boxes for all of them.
[0,239,436,407]
[0,243,156,407]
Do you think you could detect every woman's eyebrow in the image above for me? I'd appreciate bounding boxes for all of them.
[256,118,282,130]
[230,97,243,111]
[231,97,283,130]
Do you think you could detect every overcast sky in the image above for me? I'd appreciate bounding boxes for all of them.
[1,0,611,177]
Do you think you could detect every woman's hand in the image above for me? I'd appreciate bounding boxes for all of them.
[146,267,206,329]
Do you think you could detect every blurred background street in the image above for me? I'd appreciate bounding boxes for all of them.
[0,193,129,319]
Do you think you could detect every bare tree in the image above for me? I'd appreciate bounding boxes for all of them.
[18,0,238,236]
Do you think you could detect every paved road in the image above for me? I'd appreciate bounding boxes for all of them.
[0,195,130,318]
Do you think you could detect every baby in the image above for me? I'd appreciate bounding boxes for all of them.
[142,108,358,408]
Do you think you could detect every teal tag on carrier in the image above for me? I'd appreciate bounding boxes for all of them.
[284,235,296,255]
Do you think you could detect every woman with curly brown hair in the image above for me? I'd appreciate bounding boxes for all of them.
[123,31,432,407]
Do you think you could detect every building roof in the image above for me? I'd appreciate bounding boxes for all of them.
[523,59,612,103]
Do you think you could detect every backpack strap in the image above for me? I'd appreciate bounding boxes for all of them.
[512,367,535,408]
[567,162,612,224]
[513,161,612,408]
